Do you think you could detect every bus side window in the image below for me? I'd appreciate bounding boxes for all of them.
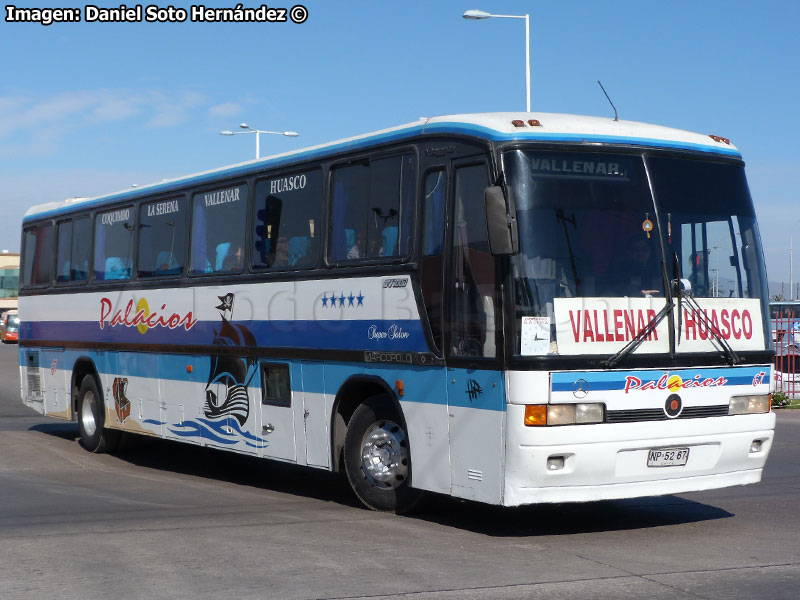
[450,163,496,358]
[138,197,186,278]
[56,220,74,283]
[189,184,248,275]
[21,224,55,287]
[94,208,134,282]
[330,154,413,262]
[253,170,322,270]
[330,162,370,261]
[421,169,446,352]
[370,154,413,258]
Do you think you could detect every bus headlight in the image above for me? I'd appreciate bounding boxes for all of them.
[728,394,771,415]
[524,403,605,426]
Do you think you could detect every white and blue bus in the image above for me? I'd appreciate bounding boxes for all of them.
[19,113,775,512]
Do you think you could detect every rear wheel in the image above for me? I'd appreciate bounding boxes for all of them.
[77,375,120,453]
[343,395,422,513]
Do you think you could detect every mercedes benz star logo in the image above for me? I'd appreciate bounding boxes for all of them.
[572,379,590,399]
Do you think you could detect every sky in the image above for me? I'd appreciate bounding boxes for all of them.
[1,0,798,292]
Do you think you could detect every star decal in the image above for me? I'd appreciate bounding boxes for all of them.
[320,291,365,308]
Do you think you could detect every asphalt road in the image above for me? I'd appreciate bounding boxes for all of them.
[1,342,799,600]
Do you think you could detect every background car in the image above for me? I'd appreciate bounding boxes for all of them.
[1,310,19,343]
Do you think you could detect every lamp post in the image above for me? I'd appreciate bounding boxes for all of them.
[220,123,299,159]
[791,218,800,300]
[462,9,531,112]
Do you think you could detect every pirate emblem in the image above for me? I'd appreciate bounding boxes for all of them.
[204,292,258,427]
[216,293,235,317]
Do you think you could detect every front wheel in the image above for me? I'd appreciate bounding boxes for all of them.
[343,395,422,513]
[77,375,120,453]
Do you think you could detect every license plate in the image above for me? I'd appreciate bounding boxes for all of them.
[647,447,690,467]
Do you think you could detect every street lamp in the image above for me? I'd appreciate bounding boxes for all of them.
[790,218,800,300]
[462,9,531,112]
[219,123,299,159]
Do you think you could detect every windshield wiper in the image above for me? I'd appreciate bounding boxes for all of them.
[677,292,740,366]
[671,252,740,366]
[555,209,581,295]
[601,299,674,369]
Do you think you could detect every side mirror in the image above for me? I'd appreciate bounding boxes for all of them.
[484,185,519,255]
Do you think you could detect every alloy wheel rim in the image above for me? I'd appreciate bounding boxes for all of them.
[81,392,97,437]
[360,419,409,489]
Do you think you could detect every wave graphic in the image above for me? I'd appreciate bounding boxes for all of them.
[168,417,269,449]
[204,383,249,426]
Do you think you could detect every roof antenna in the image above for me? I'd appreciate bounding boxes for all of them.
[597,80,619,121]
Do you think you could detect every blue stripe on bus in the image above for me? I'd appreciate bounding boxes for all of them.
[24,122,741,222]
[20,348,506,412]
[20,319,430,352]
[551,366,769,392]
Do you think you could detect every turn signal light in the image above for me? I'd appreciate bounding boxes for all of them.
[524,405,547,426]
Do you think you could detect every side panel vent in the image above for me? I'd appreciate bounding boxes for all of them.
[467,469,483,482]
[26,351,43,403]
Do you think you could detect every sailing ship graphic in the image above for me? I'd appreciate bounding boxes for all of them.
[203,293,258,427]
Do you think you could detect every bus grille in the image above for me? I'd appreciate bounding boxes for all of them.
[606,405,729,423]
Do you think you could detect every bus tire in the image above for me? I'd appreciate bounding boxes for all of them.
[77,375,120,453]
[343,395,422,513]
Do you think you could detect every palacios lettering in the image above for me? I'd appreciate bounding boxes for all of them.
[99,298,197,332]
[623,373,728,394]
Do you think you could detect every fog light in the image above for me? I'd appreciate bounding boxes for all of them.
[547,455,566,471]
[750,440,763,453]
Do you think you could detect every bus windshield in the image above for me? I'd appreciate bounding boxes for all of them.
[505,150,769,358]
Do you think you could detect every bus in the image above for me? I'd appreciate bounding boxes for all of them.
[769,301,800,397]
[0,252,20,314]
[769,300,800,341]
[18,112,775,512]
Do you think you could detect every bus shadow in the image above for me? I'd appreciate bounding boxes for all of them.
[28,423,734,531]
[31,427,361,508]
[29,421,82,439]
[410,493,733,536]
